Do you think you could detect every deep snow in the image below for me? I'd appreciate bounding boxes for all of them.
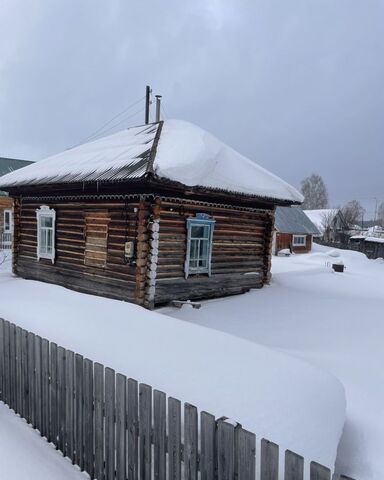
[0,252,344,478]
[0,401,84,480]
[162,244,384,480]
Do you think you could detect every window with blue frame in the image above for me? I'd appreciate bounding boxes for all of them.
[185,214,215,278]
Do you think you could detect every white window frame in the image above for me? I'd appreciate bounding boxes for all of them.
[3,209,12,233]
[184,214,215,279]
[292,234,306,247]
[36,205,56,263]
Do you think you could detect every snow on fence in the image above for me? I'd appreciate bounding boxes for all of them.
[0,318,355,480]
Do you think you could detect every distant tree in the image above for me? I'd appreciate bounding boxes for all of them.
[300,174,329,209]
[378,202,384,226]
[341,200,365,228]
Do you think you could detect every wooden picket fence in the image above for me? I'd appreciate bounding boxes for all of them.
[0,318,355,480]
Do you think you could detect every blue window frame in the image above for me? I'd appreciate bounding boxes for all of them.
[185,214,215,278]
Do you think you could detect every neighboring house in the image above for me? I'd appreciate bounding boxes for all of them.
[0,120,302,308]
[303,208,348,243]
[0,157,34,249]
[350,226,384,259]
[273,207,321,255]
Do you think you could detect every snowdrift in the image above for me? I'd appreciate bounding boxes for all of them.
[0,264,345,471]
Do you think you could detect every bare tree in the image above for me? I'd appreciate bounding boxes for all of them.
[341,200,365,228]
[300,173,329,209]
[320,210,336,241]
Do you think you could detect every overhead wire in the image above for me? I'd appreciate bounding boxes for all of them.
[69,95,145,149]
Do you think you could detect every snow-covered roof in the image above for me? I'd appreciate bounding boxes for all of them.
[303,209,339,234]
[0,120,303,204]
[275,207,321,235]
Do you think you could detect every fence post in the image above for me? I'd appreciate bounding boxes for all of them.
[139,384,152,480]
[116,373,127,480]
[105,367,116,480]
[127,378,138,480]
[310,461,330,480]
[184,403,198,480]
[153,389,166,480]
[235,427,256,480]
[94,362,105,480]
[200,412,216,480]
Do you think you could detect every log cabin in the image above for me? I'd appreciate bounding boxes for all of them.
[0,120,302,308]
[273,206,320,255]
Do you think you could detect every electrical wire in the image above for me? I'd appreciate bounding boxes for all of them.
[69,95,145,149]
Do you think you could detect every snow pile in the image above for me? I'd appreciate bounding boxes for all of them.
[0,120,303,203]
[154,120,303,202]
[0,259,343,474]
[163,244,384,480]
[0,402,83,480]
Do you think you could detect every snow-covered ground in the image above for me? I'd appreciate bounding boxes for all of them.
[0,401,85,480]
[0,250,344,479]
[162,244,384,480]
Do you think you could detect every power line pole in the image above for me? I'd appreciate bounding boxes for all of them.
[145,85,151,124]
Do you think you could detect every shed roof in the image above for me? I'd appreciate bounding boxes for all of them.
[303,209,339,234]
[0,120,303,204]
[275,207,321,235]
[0,157,34,196]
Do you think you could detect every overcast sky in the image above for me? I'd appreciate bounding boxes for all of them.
[1,0,383,216]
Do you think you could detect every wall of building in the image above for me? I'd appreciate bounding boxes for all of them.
[275,232,312,254]
[153,199,274,306]
[13,198,146,304]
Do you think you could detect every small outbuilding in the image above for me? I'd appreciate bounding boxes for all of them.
[273,207,320,255]
[0,157,33,249]
[0,120,302,308]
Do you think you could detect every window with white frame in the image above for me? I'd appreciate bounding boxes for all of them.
[185,214,215,278]
[292,234,306,246]
[36,206,56,263]
[3,210,12,233]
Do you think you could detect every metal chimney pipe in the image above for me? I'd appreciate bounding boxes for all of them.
[155,95,162,122]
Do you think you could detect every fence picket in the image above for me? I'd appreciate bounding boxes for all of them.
[4,321,10,406]
[200,411,216,480]
[153,390,166,480]
[116,373,127,480]
[235,428,256,480]
[260,439,279,480]
[127,378,138,480]
[168,397,182,480]
[9,323,16,411]
[184,403,198,480]
[310,461,331,480]
[105,367,116,480]
[285,450,304,480]
[75,353,84,468]
[41,338,49,438]
[139,383,152,480]
[15,326,22,415]
[217,420,235,480]
[65,350,75,460]
[83,358,94,477]
[27,331,35,426]
[21,329,29,421]
[49,342,58,445]
[94,362,105,480]
[34,335,42,433]
[57,345,66,453]
[0,319,4,401]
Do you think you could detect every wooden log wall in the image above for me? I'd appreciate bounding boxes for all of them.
[14,198,144,303]
[154,200,274,305]
[0,318,355,480]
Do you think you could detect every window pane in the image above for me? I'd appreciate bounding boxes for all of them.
[4,212,10,231]
[191,225,205,238]
[46,229,53,253]
[41,216,53,228]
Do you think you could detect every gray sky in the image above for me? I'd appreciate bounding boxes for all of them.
[1,0,383,217]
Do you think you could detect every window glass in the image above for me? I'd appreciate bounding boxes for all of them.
[4,211,11,232]
[36,207,55,262]
[185,217,215,277]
